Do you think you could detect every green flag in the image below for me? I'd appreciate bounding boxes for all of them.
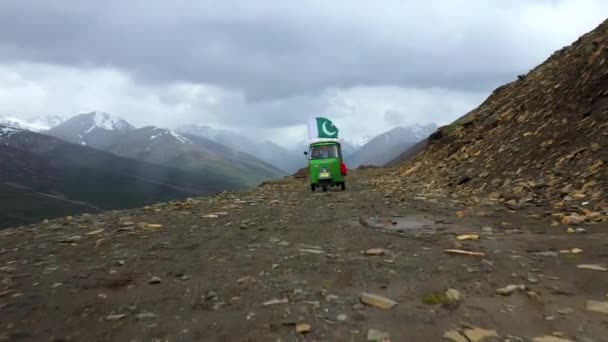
[309,117,339,139]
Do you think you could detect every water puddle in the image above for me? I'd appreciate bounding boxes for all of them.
[357,215,436,233]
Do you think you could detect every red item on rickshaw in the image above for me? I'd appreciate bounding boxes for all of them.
[340,162,348,176]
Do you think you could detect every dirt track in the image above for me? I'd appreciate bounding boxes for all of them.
[1,171,608,341]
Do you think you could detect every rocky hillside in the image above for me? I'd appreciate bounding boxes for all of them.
[377,19,608,224]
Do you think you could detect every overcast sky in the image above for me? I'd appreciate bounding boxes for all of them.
[0,0,606,146]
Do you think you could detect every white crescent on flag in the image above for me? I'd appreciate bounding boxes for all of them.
[321,121,337,136]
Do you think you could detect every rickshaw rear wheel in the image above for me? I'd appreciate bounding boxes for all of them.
[310,184,316,192]
[340,182,346,191]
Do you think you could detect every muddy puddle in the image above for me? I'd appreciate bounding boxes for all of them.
[356,215,437,233]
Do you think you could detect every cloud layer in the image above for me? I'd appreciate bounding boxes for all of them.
[0,0,606,145]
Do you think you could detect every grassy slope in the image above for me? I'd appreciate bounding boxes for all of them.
[0,136,246,228]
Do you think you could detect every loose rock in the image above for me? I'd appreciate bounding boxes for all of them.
[135,312,158,320]
[365,248,386,256]
[443,330,468,342]
[496,284,526,296]
[148,277,162,284]
[444,249,485,257]
[577,264,607,272]
[445,289,462,305]
[456,234,480,241]
[586,300,608,314]
[105,313,127,321]
[531,337,575,342]
[296,323,311,334]
[463,327,500,341]
[367,329,390,341]
[263,298,288,306]
[360,292,398,309]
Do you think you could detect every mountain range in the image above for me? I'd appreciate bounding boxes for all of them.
[0,124,246,228]
[1,110,436,226]
[0,115,64,132]
[348,124,437,168]
[176,124,307,173]
[46,112,285,187]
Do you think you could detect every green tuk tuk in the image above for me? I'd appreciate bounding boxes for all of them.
[304,139,346,192]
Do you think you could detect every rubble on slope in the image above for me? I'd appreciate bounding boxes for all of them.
[374,19,608,225]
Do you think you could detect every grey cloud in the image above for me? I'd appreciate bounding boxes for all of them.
[0,0,606,142]
[384,110,404,126]
[1,0,602,103]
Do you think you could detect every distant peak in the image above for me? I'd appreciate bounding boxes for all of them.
[0,115,62,132]
[80,111,134,132]
[147,126,192,144]
[0,123,24,137]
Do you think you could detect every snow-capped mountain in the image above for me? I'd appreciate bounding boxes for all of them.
[46,113,284,186]
[148,127,193,145]
[349,123,438,167]
[0,115,64,132]
[177,124,253,150]
[28,115,65,130]
[46,111,135,147]
[0,124,25,138]
[346,136,372,149]
[86,111,133,131]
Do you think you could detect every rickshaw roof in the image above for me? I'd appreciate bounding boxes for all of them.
[309,138,341,146]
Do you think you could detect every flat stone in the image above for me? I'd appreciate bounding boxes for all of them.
[296,323,311,334]
[58,235,82,243]
[496,284,526,296]
[531,337,574,342]
[105,313,127,321]
[444,249,485,257]
[463,327,500,341]
[85,229,105,236]
[557,308,574,315]
[367,329,390,341]
[443,330,468,342]
[533,251,559,257]
[135,312,158,320]
[263,298,288,306]
[457,234,480,241]
[299,248,323,254]
[586,300,608,314]
[445,289,462,303]
[237,276,256,284]
[360,292,398,309]
[577,264,607,272]
[148,277,162,284]
[365,248,386,256]
[481,227,494,234]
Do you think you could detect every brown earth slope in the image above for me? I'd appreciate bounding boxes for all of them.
[378,19,608,224]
